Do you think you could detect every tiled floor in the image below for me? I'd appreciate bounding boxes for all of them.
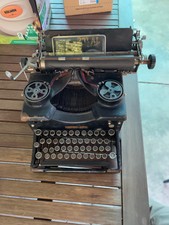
[132,0,169,206]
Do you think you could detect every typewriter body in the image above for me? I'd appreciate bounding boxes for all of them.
[6,28,155,172]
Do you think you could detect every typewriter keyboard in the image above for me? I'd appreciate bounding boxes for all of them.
[32,128,118,170]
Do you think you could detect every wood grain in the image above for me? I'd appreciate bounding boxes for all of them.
[0,100,23,110]
[0,45,36,56]
[0,134,32,148]
[0,90,23,100]
[0,197,121,225]
[0,80,26,90]
[0,110,21,122]
[0,122,31,135]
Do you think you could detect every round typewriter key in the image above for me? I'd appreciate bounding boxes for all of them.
[75,130,80,136]
[34,142,40,148]
[109,152,116,159]
[67,145,73,152]
[64,153,69,160]
[35,129,42,136]
[97,138,103,144]
[108,129,115,136]
[80,145,85,152]
[72,138,77,145]
[57,153,63,159]
[89,153,95,160]
[61,146,66,152]
[66,138,71,145]
[46,138,52,145]
[94,130,100,136]
[104,139,110,145]
[99,146,104,152]
[91,138,96,145]
[84,138,90,144]
[62,130,68,136]
[105,146,111,152]
[43,130,49,136]
[59,138,65,145]
[42,147,48,154]
[88,130,93,136]
[71,153,76,159]
[53,138,58,145]
[100,130,106,136]
[44,153,50,160]
[102,154,108,159]
[56,130,62,136]
[93,146,98,152]
[69,130,74,136]
[78,138,83,144]
[50,130,55,136]
[86,146,92,152]
[51,153,56,159]
[77,153,82,159]
[83,153,88,159]
[81,130,87,136]
[74,146,79,152]
[55,146,60,152]
[96,154,101,160]
[40,138,45,145]
[49,147,54,154]
[35,152,42,159]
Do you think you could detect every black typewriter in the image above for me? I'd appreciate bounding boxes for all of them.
[5,28,156,172]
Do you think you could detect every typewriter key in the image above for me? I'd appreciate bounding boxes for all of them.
[93,146,98,152]
[102,154,108,159]
[86,146,91,152]
[72,138,77,145]
[89,153,95,160]
[62,130,68,136]
[96,154,101,160]
[74,146,79,152]
[35,129,42,136]
[71,153,76,159]
[104,139,110,145]
[51,153,56,159]
[43,130,49,136]
[94,130,100,136]
[53,138,58,145]
[105,146,111,152]
[108,129,115,136]
[97,138,103,144]
[61,146,66,152]
[81,130,87,136]
[99,146,104,152]
[64,153,69,160]
[88,130,93,136]
[50,130,55,136]
[109,152,116,159]
[35,152,42,159]
[44,153,50,160]
[80,146,85,151]
[34,142,40,148]
[69,130,74,136]
[40,138,45,145]
[42,147,48,154]
[49,147,54,153]
[78,138,83,144]
[56,130,62,136]
[100,130,106,136]
[66,138,71,145]
[55,146,60,152]
[91,138,96,144]
[84,138,90,144]
[83,153,88,159]
[75,130,80,136]
[57,153,63,159]
[59,138,65,145]
[77,153,82,159]
[67,146,73,152]
[46,138,52,145]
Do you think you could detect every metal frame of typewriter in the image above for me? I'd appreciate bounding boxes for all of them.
[5,28,156,173]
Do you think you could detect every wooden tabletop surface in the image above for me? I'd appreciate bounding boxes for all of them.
[0,0,149,224]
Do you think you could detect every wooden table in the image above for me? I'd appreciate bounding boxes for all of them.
[0,0,150,224]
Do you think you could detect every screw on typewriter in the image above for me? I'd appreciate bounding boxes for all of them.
[5,29,156,173]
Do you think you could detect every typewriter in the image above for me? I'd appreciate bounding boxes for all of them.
[6,28,156,172]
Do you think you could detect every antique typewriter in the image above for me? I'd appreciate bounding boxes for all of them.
[6,28,156,172]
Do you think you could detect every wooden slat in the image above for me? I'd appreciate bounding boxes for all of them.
[0,72,27,81]
[0,216,67,225]
[0,45,36,56]
[49,24,118,30]
[0,197,121,225]
[0,122,31,135]
[50,0,118,4]
[0,110,21,122]
[0,56,22,64]
[0,100,22,110]
[0,80,26,90]
[0,63,23,72]
[0,90,23,100]
[0,164,121,187]
[0,134,32,148]
[0,147,31,163]
[0,180,121,205]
